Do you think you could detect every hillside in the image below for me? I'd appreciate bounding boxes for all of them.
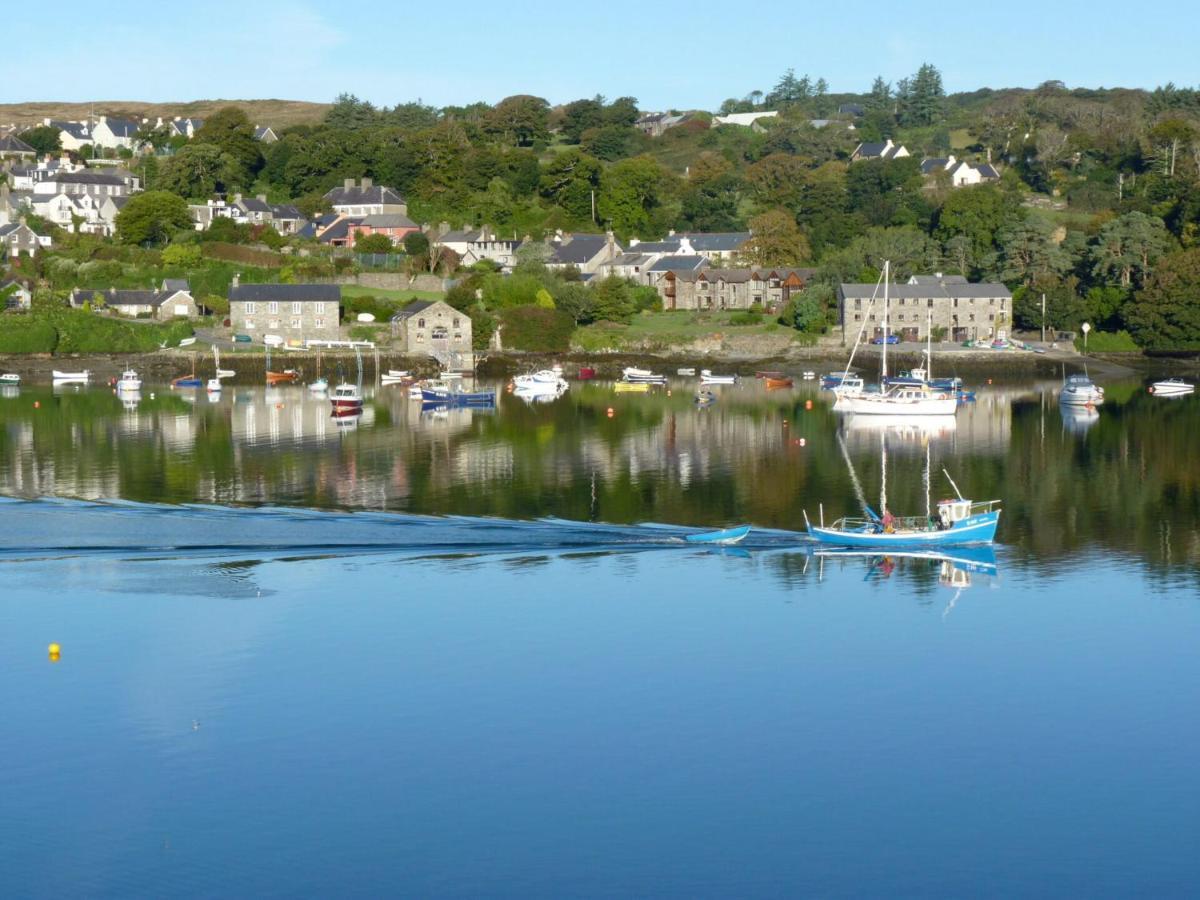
[0,99,330,129]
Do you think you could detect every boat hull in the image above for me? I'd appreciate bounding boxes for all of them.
[685,525,751,544]
[266,371,299,385]
[808,510,1000,548]
[835,394,958,415]
[1150,381,1194,396]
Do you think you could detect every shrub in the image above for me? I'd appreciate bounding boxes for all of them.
[354,233,395,254]
[162,243,203,267]
[201,242,283,268]
[496,305,575,351]
[0,317,58,353]
[1074,329,1140,352]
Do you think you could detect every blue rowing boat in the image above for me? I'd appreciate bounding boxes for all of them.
[684,524,751,544]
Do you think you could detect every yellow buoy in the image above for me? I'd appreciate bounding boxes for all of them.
[48,642,61,661]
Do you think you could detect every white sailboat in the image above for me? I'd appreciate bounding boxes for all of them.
[213,346,235,379]
[834,261,957,416]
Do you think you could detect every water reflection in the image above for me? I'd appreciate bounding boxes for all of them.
[0,377,1197,573]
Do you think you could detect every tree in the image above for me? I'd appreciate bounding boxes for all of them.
[135,123,172,152]
[867,76,892,111]
[581,125,634,161]
[744,153,808,211]
[1090,212,1172,288]
[1125,248,1200,348]
[934,184,1024,263]
[403,230,430,258]
[846,156,928,227]
[192,107,263,186]
[898,63,945,126]
[603,97,640,128]
[115,191,192,245]
[590,276,637,323]
[743,210,811,265]
[786,283,831,333]
[679,173,741,232]
[486,95,550,147]
[324,93,379,131]
[355,233,395,253]
[598,156,675,238]
[561,98,604,143]
[156,144,239,199]
[18,125,61,156]
[539,150,603,221]
[993,219,1072,286]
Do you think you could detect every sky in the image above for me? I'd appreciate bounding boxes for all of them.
[5,1,1198,112]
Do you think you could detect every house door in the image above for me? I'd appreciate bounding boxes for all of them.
[901,327,919,343]
[952,327,969,342]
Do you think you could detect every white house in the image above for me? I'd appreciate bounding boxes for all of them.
[920,156,1001,187]
[90,117,140,150]
[45,119,92,152]
[323,178,407,217]
[850,139,911,162]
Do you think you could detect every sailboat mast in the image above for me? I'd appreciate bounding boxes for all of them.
[879,429,888,515]
[927,307,933,382]
[881,261,889,382]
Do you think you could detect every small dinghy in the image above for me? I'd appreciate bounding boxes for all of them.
[685,525,751,545]
[0,373,20,386]
[699,369,737,385]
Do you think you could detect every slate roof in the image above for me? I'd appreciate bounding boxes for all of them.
[909,274,967,286]
[271,204,304,219]
[921,157,949,174]
[162,279,190,293]
[228,283,342,303]
[0,134,35,154]
[977,163,1000,179]
[547,233,616,264]
[317,216,359,243]
[99,118,139,138]
[391,300,436,321]
[359,213,417,228]
[647,255,708,272]
[52,121,90,140]
[839,104,865,116]
[838,280,1012,302]
[237,197,273,213]
[254,126,276,141]
[679,232,751,252]
[323,185,405,207]
[70,287,184,309]
[50,171,126,186]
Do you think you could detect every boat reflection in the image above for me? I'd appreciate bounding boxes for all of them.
[842,413,958,440]
[1,385,20,400]
[1061,404,1099,435]
[810,544,999,587]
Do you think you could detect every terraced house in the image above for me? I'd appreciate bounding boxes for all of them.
[837,274,1013,343]
[657,267,814,312]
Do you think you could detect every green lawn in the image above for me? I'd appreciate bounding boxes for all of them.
[574,309,804,351]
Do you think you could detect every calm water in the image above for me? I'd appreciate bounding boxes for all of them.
[1,376,1198,896]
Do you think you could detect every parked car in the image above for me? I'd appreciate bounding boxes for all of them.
[871,334,900,345]
[233,334,252,343]
[263,334,284,347]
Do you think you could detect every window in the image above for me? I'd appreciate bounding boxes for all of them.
[315,317,324,329]
[417,318,425,328]
[855,299,862,309]
[454,333,462,340]
[292,302,302,315]
[969,313,975,322]
[453,317,460,327]
[989,314,995,321]
[854,314,862,321]
[416,332,424,342]
[314,302,325,315]
[291,317,301,329]
[928,298,934,307]
[432,326,448,340]
[244,320,255,330]
[953,299,959,308]
[268,301,279,314]
[245,302,256,314]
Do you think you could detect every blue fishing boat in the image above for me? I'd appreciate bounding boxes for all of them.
[806,499,1000,548]
[684,525,751,544]
[421,386,497,407]
[807,424,1000,548]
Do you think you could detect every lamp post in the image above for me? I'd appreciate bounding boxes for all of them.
[1081,321,1091,355]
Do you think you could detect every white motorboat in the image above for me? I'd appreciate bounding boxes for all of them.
[677,367,696,376]
[831,375,865,396]
[330,383,363,412]
[802,371,816,380]
[513,370,565,389]
[309,377,329,393]
[52,369,90,383]
[699,369,737,385]
[382,369,411,385]
[1059,374,1104,407]
[206,378,222,393]
[622,366,667,384]
[0,373,20,385]
[1149,378,1194,397]
[116,369,142,391]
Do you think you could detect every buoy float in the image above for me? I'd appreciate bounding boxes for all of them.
[987,378,993,385]
[805,400,813,410]
[666,390,671,397]
[799,438,807,447]
[48,643,61,661]
[33,401,40,409]
[606,408,614,418]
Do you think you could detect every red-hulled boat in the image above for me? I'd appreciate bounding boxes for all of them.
[578,366,596,380]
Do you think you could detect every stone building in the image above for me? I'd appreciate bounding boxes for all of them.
[837,274,1013,343]
[658,267,814,312]
[390,300,473,369]
[69,280,200,319]
[228,282,342,344]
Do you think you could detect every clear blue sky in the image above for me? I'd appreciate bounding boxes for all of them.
[6,0,1197,111]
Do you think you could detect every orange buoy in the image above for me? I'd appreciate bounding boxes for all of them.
[33,401,40,409]
[805,400,813,410]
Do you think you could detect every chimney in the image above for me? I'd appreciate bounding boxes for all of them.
[668,229,676,237]
[343,178,355,191]
[257,194,267,203]
[232,273,240,289]
[234,193,243,203]
[109,287,116,296]
[361,177,373,190]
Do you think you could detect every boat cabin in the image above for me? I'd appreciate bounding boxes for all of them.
[937,499,973,528]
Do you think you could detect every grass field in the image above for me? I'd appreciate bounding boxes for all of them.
[573,309,798,351]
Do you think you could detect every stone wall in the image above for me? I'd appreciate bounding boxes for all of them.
[316,273,449,293]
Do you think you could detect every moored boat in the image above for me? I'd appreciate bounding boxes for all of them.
[266,369,299,385]
[52,369,90,383]
[172,376,203,388]
[699,369,737,385]
[116,369,142,391]
[206,378,222,393]
[1149,378,1194,397]
[622,366,667,384]
[329,383,364,411]
[578,366,596,380]
[836,384,958,415]
[613,381,650,393]
[1059,374,1104,407]
[765,376,793,389]
[678,367,696,376]
[309,377,329,392]
[1,373,21,385]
